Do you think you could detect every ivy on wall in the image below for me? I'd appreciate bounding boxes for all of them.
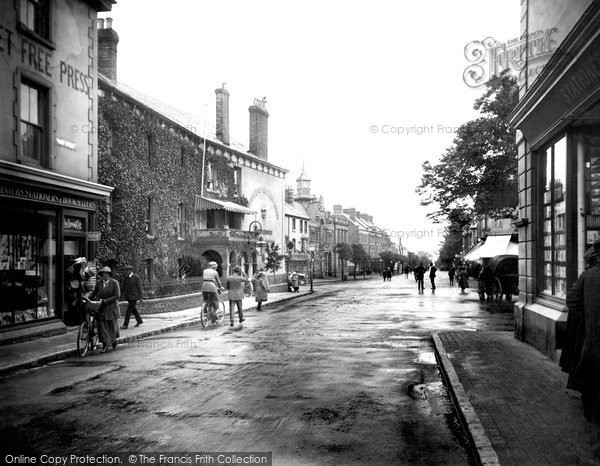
[97,89,247,279]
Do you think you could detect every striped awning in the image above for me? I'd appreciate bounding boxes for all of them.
[194,195,256,214]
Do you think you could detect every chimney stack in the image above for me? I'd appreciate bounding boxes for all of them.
[249,98,269,160]
[333,205,342,215]
[215,84,230,145]
[98,17,119,81]
[285,187,295,204]
[343,208,356,219]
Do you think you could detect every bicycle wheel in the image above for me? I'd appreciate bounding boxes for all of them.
[215,301,226,324]
[200,302,209,328]
[89,319,99,352]
[77,321,90,357]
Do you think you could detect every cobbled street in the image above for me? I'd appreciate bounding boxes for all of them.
[0,275,513,465]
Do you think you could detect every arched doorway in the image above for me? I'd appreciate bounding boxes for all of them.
[201,250,223,277]
[241,252,249,276]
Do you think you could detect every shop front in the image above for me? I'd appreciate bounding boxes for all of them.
[510,2,600,358]
[0,161,112,342]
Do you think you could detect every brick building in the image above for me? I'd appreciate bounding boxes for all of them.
[509,0,600,359]
[95,20,287,290]
[0,0,114,339]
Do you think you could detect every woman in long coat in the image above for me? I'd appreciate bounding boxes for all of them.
[291,271,299,292]
[90,266,121,352]
[458,267,469,293]
[255,272,269,311]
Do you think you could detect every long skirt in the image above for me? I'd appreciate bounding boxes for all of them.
[97,318,119,346]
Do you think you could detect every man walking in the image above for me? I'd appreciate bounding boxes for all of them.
[226,266,251,327]
[121,264,143,329]
[414,262,426,293]
[429,263,437,290]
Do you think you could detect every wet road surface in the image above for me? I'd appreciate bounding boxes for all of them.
[0,274,513,465]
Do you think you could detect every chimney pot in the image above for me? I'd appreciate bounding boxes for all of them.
[249,101,269,160]
[97,18,105,29]
[215,86,230,145]
[98,18,119,81]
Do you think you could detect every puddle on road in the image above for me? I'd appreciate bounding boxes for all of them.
[415,352,437,365]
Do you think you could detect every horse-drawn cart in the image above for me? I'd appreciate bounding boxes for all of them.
[477,254,519,306]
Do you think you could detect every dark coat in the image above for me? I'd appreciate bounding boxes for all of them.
[255,277,269,302]
[429,266,437,278]
[90,278,121,321]
[121,273,143,301]
[414,266,425,280]
[560,263,600,408]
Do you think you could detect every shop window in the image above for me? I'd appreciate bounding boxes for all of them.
[0,209,56,327]
[20,79,47,165]
[541,136,567,298]
[19,0,50,40]
[585,131,600,246]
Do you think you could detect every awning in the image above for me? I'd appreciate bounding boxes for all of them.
[476,235,514,258]
[462,243,484,262]
[194,195,256,214]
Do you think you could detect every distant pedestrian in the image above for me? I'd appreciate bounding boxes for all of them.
[448,266,456,286]
[404,265,409,278]
[414,262,425,292]
[429,263,437,290]
[254,271,269,311]
[560,239,600,422]
[458,267,469,293]
[89,266,120,352]
[387,267,392,281]
[291,271,300,292]
[120,264,143,329]
[225,266,250,327]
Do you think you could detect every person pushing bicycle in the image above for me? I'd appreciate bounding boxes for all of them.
[202,261,222,321]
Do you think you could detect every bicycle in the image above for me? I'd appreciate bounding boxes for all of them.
[78,298,100,356]
[200,290,226,328]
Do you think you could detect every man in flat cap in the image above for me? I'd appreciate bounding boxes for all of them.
[121,264,143,329]
[225,266,251,327]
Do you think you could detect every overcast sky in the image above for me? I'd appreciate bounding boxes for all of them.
[100,0,520,256]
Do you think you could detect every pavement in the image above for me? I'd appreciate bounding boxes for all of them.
[434,330,600,465]
[0,290,312,375]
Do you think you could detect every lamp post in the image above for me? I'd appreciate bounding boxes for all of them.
[248,221,267,267]
[309,246,315,292]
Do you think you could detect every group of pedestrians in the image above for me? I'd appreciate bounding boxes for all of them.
[201,261,270,327]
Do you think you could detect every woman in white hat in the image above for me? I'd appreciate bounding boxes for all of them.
[89,266,121,352]
[254,271,269,311]
[202,261,222,318]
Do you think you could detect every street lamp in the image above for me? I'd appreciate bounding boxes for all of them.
[309,245,315,292]
[248,221,267,256]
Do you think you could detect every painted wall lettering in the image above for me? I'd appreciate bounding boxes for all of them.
[0,23,13,56]
[59,60,91,96]
[21,38,52,77]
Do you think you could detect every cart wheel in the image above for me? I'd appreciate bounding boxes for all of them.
[478,282,485,303]
[494,277,503,306]
[200,302,209,328]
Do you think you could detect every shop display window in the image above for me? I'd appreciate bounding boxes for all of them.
[541,136,568,298]
[585,131,600,248]
[0,210,56,326]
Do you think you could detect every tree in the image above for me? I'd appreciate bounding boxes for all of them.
[334,242,353,279]
[417,70,519,225]
[264,243,284,281]
[436,231,463,270]
[351,244,370,279]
